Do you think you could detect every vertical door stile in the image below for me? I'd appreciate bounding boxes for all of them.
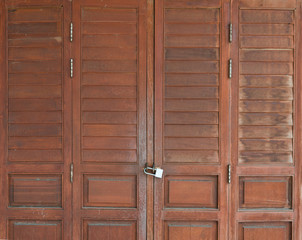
[63,0,73,239]
[0,0,7,238]
[230,0,239,239]
[146,0,155,238]
[294,1,302,239]
[72,1,81,239]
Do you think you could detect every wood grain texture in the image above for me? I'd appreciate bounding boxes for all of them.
[9,174,62,207]
[239,0,296,8]
[238,8,294,165]
[238,222,292,240]
[7,6,64,164]
[239,176,292,209]
[165,176,218,208]
[83,220,136,240]
[9,220,62,240]
[165,221,218,240]
[83,175,137,207]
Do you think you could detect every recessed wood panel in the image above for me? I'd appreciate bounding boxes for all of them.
[239,152,293,164]
[240,24,293,36]
[165,176,218,208]
[239,0,296,8]
[8,150,62,162]
[166,73,219,86]
[240,75,293,88]
[165,112,218,125]
[165,23,219,34]
[165,221,218,240]
[240,49,293,62]
[8,73,62,85]
[165,8,219,23]
[240,10,294,23]
[83,175,137,208]
[82,73,137,86]
[164,150,219,164]
[164,0,220,8]
[240,36,293,48]
[81,8,137,22]
[82,35,136,48]
[7,0,62,5]
[238,222,292,240]
[9,174,62,207]
[166,87,218,98]
[83,220,136,240]
[239,176,292,209]
[165,125,218,137]
[239,126,292,139]
[83,125,137,137]
[239,101,292,113]
[165,138,218,150]
[165,35,219,48]
[82,150,137,163]
[9,220,62,240]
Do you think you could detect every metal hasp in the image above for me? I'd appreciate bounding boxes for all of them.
[229,23,233,43]
[144,164,164,178]
[70,22,73,42]
[70,58,74,78]
[228,59,232,79]
[228,164,231,184]
[70,163,74,183]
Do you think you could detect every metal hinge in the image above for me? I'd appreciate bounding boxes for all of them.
[70,163,74,183]
[70,22,73,42]
[70,58,74,78]
[228,59,232,79]
[229,23,233,43]
[228,164,231,184]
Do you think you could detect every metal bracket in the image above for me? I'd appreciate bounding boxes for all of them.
[70,22,73,42]
[229,23,233,43]
[70,58,74,78]
[70,163,74,183]
[228,59,232,79]
[228,164,231,184]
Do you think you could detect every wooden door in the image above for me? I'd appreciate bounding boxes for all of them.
[0,0,72,239]
[72,0,148,239]
[1,0,302,239]
[230,0,302,239]
[154,0,229,239]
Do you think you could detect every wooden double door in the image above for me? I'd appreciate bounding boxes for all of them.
[0,0,301,239]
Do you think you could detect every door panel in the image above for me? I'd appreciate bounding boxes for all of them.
[231,1,301,239]
[154,0,229,239]
[73,1,147,239]
[0,0,72,239]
